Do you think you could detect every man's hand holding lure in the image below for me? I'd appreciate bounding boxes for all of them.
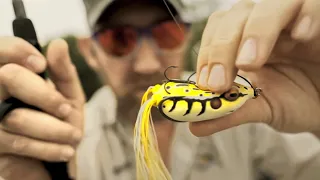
[131,0,320,178]
[133,66,262,180]
[131,1,266,179]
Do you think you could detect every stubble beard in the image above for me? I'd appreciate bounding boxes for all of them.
[116,92,165,125]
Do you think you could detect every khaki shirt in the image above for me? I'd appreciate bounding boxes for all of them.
[76,73,320,180]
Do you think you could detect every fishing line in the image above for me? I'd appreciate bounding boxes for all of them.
[162,0,200,58]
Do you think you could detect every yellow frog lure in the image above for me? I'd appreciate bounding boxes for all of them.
[133,66,262,180]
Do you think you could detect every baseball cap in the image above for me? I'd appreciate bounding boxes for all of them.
[83,0,219,32]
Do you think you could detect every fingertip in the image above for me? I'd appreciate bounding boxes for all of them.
[50,38,69,49]
[0,37,46,72]
[47,38,70,60]
[206,64,224,90]
[25,55,47,73]
[72,129,83,144]
[235,38,266,71]
[46,39,73,74]
[196,65,209,88]
[235,38,257,65]
[60,146,76,161]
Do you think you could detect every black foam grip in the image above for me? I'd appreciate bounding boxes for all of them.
[43,162,72,180]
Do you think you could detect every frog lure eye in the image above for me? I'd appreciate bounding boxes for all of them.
[133,66,262,180]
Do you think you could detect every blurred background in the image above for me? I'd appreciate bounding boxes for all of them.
[0,0,239,101]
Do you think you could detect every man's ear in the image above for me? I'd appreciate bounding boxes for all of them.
[77,37,99,70]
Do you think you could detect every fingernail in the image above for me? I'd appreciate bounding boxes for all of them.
[61,147,75,161]
[72,130,82,143]
[208,64,225,89]
[59,103,72,117]
[236,38,256,65]
[198,66,208,87]
[292,16,312,39]
[26,55,46,72]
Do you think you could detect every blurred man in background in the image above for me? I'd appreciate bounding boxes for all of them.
[1,0,320,180]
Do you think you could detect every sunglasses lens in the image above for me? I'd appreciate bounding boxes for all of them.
[96,27,137,57]
[152,21,187,49]
[96,20,188,57]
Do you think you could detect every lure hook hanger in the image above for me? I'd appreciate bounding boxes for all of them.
[163,66,196,84]
[187,72,196,82]
[163,65,178,81]
[163,66,175,94]
[163,66,262,98]
[163,66,199,94]
[236,74,262,98]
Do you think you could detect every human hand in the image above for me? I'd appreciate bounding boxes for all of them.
[0,37,85,179]
[190,0,320,136]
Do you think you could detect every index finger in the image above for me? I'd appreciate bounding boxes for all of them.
[46,39,85,107]
[235,0,303,70]
[196,11,226,90]
[0,36,46,73]
[46,39,85,145]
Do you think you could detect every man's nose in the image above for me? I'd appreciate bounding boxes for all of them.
[133,39,161,74]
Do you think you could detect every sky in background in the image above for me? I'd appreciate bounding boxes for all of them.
[0,0,90,44]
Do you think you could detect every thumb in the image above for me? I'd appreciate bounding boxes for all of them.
[189,92,272,137]
[46,39,85,107]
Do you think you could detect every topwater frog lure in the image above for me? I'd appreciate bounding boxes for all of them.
[133,66,262,180]
[133,1,263,179]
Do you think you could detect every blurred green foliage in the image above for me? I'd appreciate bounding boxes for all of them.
[184,18,207,71]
